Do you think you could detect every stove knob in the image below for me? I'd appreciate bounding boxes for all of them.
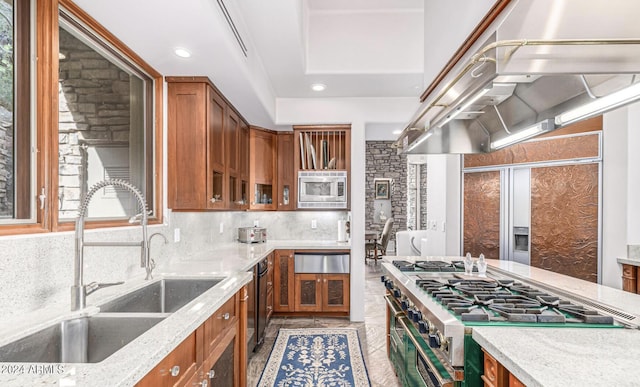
[407,308,415,320]
[393,288,401,298]
[418,320,429,334]
[400,300,409,311]
[428,332,444,349]
[380,275,386,283]
[384,280,393,290]
[413,310,422,322]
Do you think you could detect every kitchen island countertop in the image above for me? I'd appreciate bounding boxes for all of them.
[0,239,350,387]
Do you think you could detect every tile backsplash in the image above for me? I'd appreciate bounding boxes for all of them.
[0,211,346,318]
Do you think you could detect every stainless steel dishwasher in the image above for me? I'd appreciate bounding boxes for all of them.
[255,257,269,348]
[246,265,256,355]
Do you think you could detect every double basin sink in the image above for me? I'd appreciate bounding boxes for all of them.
[0,278,223,363]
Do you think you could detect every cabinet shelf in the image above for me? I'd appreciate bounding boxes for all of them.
[294,125,350,172]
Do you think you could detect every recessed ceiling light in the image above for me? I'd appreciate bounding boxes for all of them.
[174,48,191,58]
[392,129,402,135]
[311,83,326,92]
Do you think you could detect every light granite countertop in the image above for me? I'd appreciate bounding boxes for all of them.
[382,256,640,387]
[0,240,350,386]
[617,256,640,267]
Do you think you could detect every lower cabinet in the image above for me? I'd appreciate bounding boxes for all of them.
[136,331,198,387]
[274,249,351,316]
[481,348,525,387]
[136,288,245,387]
[273,250,295,312]
[294,273,349,313]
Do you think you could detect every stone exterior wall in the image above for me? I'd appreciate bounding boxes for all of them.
[365,141,407,250]
[407,163,428,230]
[57,28,131,219]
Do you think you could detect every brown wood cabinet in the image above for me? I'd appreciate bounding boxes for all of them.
[273,250,295,312]
[136,289,245,387]
[249,127,277,210]
[622,264,639,294]
[294,273,350,313]
[167,76,249,211]
[136,330,199,387]
[277,132,296,210]
[293,125,351,210]
[481,348,526,387]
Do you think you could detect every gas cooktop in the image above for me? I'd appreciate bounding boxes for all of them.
[415,276,615,325]
[392,260,477,273]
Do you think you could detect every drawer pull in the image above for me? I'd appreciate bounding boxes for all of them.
[208,370,216,378]
[218,312,230,320]
[199,379,208,387]
[170,365,180,377]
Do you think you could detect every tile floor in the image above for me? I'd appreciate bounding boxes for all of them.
[248,261,400,387]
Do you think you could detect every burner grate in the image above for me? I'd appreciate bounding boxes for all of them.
[415,277,617,325]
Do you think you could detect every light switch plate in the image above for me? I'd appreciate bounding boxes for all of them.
[254,220,259,227]
[311,219,317,229]
[174,228,181,242]
[219,222,224,234]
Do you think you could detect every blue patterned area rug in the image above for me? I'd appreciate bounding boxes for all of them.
[257,328,371,387]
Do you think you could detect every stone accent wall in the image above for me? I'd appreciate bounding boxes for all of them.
[407,163,428,230]
[0,106,12,217]
[365,141,407,250]
[57,28,131,218]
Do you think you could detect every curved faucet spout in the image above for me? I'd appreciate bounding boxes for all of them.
[146,232,169,280]
[72,179,150,311]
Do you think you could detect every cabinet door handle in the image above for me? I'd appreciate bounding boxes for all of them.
[170,365,180,377]
[324,279,327,283]
[199,379,208,387]
[317,278,321,282]
[218,312,230,320]
[208,370,216,378]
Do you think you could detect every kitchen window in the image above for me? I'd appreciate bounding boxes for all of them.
[0,0,163,233]
[57,8,156,223]
[0,0,32,225]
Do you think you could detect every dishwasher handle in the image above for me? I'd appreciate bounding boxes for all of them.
[257,258,268,277]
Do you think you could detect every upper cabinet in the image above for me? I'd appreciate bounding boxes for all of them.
[249,127,277,210]
[293,125,351,210]
[293,125,351,172]
[167,76,249,211]
[277,132,296,211]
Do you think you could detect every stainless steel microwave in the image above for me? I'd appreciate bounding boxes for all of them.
[297,171,347,209]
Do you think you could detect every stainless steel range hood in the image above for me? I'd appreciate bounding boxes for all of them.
[398,0,640,154]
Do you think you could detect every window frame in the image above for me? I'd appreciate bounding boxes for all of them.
[0,0,163,235]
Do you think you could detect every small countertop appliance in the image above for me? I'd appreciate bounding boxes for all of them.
[238,227,267,243]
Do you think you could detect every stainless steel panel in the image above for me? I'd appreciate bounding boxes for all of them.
[294,253,350,274]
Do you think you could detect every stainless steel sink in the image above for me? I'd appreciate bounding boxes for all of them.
[0,314,165,363]
[99,278,222,313]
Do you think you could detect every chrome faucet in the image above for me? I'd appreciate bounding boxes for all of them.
[146,232,169,279]
[71,179,151,311]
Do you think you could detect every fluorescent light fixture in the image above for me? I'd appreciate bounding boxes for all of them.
[406,131,434,152]
[490,119,554,150]
[437,87,491,128]
[311,83,326,92]
[392,129,402,135]
[174,48,191,58]
[556,81,640,126]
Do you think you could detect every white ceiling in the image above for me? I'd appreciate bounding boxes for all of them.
[72,0,425,133]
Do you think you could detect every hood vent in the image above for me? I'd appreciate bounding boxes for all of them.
[398,1,640,154]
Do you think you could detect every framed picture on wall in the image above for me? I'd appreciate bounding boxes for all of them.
[374,179,391,200]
